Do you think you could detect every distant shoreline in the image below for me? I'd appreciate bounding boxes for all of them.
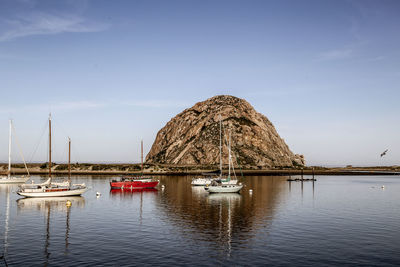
[1,163,399,176]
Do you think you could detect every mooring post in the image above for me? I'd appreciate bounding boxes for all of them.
[312,167,315,179]
[301,168,304,180]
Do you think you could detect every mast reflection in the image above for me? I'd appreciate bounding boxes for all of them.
[207,193,241,258]
[156,176,289,257]
[1,185,12,264]
[109,188,158,198]
[110,188,158,225]
[16,197,85,265]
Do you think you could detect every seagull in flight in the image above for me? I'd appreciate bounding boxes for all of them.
[380,149,388,157]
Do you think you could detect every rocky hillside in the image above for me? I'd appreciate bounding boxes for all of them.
[146,95,304,168]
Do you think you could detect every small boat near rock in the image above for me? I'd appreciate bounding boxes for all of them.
[110,140,159,189]
[110,176,159,189]
[205,123,243,194]
[192,116,238,187]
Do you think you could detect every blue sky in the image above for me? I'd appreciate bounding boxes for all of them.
[0,0,399,166]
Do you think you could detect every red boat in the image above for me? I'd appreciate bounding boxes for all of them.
[111,140,159,189]
[110,176,159,189]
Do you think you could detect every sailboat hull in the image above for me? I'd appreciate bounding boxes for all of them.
[17,187,88,198]
[191,178,238,186]
[191,178,213,186]
[205,184,243,193]
[0,176,30,184]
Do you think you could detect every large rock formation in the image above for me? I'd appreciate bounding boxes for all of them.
[146,95,304,168]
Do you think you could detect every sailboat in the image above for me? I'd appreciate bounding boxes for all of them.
[205,130,243,193]
[0,120,30,184]
[192,116,238,186]
[17,115,87,198]
[110,140,159,189]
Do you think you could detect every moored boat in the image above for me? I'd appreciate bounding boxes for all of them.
[205,124,243,194]
[110,177,159,189]
[17,186,88,198]
[191,177,213,186]
[192,116,238,187]
[110,140,159,189]
[17,115,87,198]
[205,183,243,193]
[0,120,30,184]
[0,176,30,184]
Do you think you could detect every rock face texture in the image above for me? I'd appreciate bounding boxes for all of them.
[146,95,305,168]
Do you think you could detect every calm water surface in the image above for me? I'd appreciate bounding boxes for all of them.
[0,175,399,266]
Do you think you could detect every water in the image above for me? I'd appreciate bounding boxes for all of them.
[1,175,399,266]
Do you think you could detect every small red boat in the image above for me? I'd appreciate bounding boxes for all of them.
[111,140,159,190]
[110,176,159,189]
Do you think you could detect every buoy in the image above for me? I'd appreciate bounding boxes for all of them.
[96,192,101,196]
[66,200,72,207]
[161,185,165,189]
[381,185,385,189]
[249,189,253,194]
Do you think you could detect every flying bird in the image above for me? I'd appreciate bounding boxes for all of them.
[380,149,388,157]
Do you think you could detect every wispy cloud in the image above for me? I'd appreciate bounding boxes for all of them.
[366,56,385,62]
[317,49,353,61]
[0,99,190,115]
[51,100,106,111]
[0,12,108,42]
[0,100,106,114]
[123,100,190,109]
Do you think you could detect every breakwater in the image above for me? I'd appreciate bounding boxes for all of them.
[1,163,399,176]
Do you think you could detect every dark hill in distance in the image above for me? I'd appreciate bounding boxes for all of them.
[146,95,305,169]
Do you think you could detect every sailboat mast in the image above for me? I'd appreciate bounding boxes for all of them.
[49,114,52,178]
[141,140,143,174]
[68,137,71,183]
[8,120,12,178]
[219,115,222,177]
[228,130,231,179]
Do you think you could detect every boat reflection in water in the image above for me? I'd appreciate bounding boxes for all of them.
[206,193,242,258]
[110,188,158,196]
[191,185,209,198]
[17,197,85,212]
[1,185,12,263]
[110,188,158,225]
[156,176,288,259]
[16,197,85,264]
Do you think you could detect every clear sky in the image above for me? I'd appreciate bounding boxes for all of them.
[0,0,399,166]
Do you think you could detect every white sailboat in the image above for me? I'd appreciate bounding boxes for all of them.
[0,120,30,184]
[205,130,243,194]
[191,116,238,186]
[17,115,87,198]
